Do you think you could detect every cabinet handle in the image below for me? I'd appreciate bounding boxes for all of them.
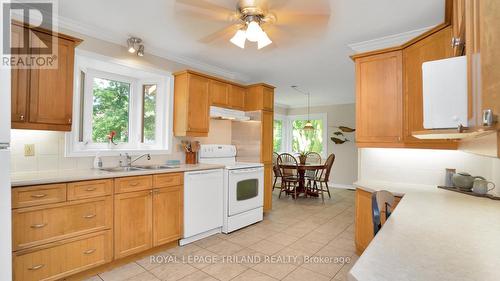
[451,37,463,47]
[82,214,96,219]
[83,249,96,255]
[30,223,47,229]
[30,193,47,199]
[85,187,97,191]
[68,118,72,124]
[482,109,495,127]
[28,264,45,270]
[19,115,24,121]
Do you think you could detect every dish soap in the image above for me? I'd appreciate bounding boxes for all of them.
[93,153,103,169]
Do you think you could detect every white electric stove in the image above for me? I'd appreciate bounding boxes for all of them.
[199,145,264,233]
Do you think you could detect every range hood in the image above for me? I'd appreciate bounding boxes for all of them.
[210,106,250,121]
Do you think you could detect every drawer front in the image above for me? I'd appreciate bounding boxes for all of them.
[153,173,183,188]
[12,184,67,208]
[13,231,112,281]
[67,179,113,200]
[114,176,153,193]
[13,197,112,251]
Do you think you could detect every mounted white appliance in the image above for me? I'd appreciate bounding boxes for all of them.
[422,56,468,129]
[210,106,250,121]
[180,169,224,245]
[199,145,264,233]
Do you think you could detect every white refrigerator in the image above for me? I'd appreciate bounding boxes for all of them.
[0,12,13,280]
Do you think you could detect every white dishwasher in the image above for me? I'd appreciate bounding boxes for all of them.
[180,169,224,245]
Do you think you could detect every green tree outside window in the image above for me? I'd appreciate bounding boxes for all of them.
[291,120,323,154]
[273,120,283,152]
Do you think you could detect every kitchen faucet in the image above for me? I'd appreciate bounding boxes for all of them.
[119,153,151,167]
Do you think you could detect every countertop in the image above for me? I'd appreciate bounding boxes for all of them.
[11,164,225,187]
[349,180,500,281]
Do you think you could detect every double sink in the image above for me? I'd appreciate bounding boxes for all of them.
[100,165,178,173]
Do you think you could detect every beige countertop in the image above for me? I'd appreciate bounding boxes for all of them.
[349,180,500,281]
[11,164,225,187]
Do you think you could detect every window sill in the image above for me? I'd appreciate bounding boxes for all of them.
[65,148,172,158]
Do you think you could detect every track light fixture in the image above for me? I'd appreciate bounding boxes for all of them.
[127,37,145,56]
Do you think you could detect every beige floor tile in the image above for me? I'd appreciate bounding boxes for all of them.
[149,262,197,281]
[206,240,244,256]
[201,263,248,281]
[289,238,325,256]
[282,267,330,281]
[231,269,278,281]
[185,248,219,269]
[168,243,204,257]
[265,232,300,246]
[315,244,357,259]
[178,270,218,281]
[136,251,173,271]
[284,225,313,238]
[253,261,298,280]
[302,231,336,245]
[275,247,310,265]
[83,276,103,281]
[248,239,286,255]
[194,235,225,249]
[328,237,356,253]
[99,263,145,281]
[227,231,263,247]
[233,248,267,267]
[125,271,161,281]
[300,256,344,278]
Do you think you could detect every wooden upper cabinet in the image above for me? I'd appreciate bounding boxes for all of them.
[355,51,403,145]
[10,22,81,131]
[229,85,246,110]
[403,27,458,149]
[209,79,230,107]
[452,0,466,56]
[245,84,275,112]
[173,72,210,137]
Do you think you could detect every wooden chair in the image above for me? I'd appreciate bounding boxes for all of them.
[305,152,322,180]
[308,153,335,202]
[371,190,395,235]
[277,153,300,199]
[272,152,282,191]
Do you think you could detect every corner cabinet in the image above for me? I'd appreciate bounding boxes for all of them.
[173,71,210,137]
[11,21,82,131]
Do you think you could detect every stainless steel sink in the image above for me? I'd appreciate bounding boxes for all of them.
[100,167,145,172]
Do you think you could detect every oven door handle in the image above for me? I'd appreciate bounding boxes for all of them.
[230,168,263,174]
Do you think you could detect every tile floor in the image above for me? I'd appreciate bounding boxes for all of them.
[87,188,358,281]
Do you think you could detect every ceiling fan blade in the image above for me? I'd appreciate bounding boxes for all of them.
[176,0,235,15]
[199,24,241,44]
[175,8,241,23]
[275,13,330,27]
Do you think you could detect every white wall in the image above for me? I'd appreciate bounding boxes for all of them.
[278,104,358,187]
[359,148,500,196]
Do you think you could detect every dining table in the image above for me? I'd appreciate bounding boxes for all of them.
[278,162,324,197]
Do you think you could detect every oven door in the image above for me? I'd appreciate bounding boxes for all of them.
[228,167,264,216]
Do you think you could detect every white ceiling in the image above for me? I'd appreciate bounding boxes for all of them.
[57,0,445,107]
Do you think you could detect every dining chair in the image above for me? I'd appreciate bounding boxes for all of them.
[372,190,395,235]
[308,153,335,202]
[305,152,322,181]
[277,153,300,199]
[272,152,282,191]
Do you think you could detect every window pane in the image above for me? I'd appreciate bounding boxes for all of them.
[143,84,157,143]
[92,77,130,143]
[291,119,323,154]
[273,120,282,152]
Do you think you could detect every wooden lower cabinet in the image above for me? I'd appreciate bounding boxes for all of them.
[13,230,112,281]
[263,164,273,212]
[114,190,153,259]
[354,188,401,255]
[153,186,183,246]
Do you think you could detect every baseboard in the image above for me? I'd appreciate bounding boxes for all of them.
[329,183,355,190]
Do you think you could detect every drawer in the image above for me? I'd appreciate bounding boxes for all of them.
[12,184,67,208]
[12,197,112,251]
[13,230,112,281]
[67,179,113,200]
[114,175,153,193]
[153,173,183,188]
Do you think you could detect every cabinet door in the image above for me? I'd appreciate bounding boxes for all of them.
[263,164,273,212]
[262,87,274,111]
[114,190,152,259]
[29,30,75,128]
[152,186,183,246]
[452,0,466,56]
[403,27,457,149]
[261,110,273,163]
[10,24,29,124]
[209,79,229,107]
[356,51,403,144]
[187,74,210,133]
[229,85,246,110]
[354,189,373,256]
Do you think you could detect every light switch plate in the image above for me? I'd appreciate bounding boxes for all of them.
[24,144,35,157]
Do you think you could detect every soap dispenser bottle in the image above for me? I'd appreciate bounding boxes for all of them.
[93,153,103,169]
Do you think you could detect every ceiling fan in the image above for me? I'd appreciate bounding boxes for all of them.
[176,0,330,50]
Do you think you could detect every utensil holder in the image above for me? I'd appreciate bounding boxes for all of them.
[185,152,197,164]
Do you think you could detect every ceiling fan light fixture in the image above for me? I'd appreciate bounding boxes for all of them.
[246,20,262,42]
[257,31,272,49]
[230,29,246,49]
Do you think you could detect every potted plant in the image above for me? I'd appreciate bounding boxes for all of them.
[298,151,308,165]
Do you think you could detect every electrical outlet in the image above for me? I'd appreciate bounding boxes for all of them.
[24,144,35,157]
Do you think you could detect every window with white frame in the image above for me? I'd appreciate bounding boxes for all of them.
[66,51,173,156]
[273,113,285,153]
[275,113,327,157]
